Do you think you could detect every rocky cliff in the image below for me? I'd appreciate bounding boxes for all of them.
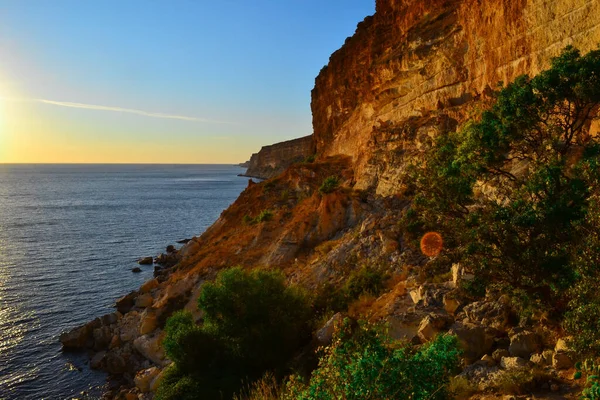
[242,135,316,179]
[312,0,600,195]
[62,1,600,398]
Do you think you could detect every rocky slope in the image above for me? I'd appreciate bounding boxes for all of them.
[241,135,315,179]
[61,0,600,398]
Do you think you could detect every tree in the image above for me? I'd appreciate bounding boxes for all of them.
[406,46,600,304]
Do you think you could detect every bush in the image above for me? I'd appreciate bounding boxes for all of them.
[575,360,600,399]
[243,210,274,225]
[318,176,340,194]
[283,320,461,400]
[199,267,312,370]
[304,154,316,163]
[313,266,386,316]
[158,267,312,399]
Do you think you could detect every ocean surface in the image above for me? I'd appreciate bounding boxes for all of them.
[0,164,248,400]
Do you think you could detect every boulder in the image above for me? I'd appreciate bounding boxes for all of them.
[60,325,93,350]
[508,330,540,358]
[151,368,167,392]
[460,362,500,391]
[93,326,112,351]
[417,313,452,342]
[119,311,141,343]
[500,356,528,370]
[100,313,118,326]
[115,292,137,314]
[133,333,167,366]
[135,294,153,308]
[443,295,460,314]
[450,322,494,363]
[552,351,574,370]
[131,267,142,273]
[492,348,510,363]
[530,353,547,366]
[109,334,121,350]
[481,354,496,367]
[105,352,127,374]
[140,279,159,294]
[138,257,153,265]
[555,338,572,352]
[90,351,106,369]
[139,311,158,335]
[316,313,343,345]
[464,300,510,330]
[166,245,176,253]
[134,367,160,393]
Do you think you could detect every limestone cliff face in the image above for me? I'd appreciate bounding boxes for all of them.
[242,135,316,179]
[312,0,600,195]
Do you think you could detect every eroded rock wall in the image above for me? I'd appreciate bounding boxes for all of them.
[312,0,600,195]
[243,135,316,179]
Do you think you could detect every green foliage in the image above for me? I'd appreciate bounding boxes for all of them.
[158,267,312,399]
[564,277,600,355]
[199,267,312,370]
[575,360,600,399]
[405,46,600,309]
[304,155,316,163]
[318,176,340,194]
[243,210,274,225]
[342,266,386,301]
[156,365,204,400]
[282,320,461,400]
[313,266,386,316]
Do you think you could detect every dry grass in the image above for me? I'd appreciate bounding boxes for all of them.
[234,373,282,400]
[448,375,478,399]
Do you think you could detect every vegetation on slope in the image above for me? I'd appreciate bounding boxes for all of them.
[404,46,600,354]
[157,46,600,400]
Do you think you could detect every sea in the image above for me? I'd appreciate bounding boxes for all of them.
[0,164,249,400]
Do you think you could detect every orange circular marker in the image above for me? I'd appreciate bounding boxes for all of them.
[420,232,443,257]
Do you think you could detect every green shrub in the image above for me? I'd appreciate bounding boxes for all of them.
[575,360,600,399]
[243,210,274,225]
[199,267,311,370]
[255,210,273,223]
[313,266,386,316]
[304,154,316,163]
[318,176,340,194]
[155,365,203,400]
[158,267,312,399]
[342,266,385,300]
[283,320,461,400]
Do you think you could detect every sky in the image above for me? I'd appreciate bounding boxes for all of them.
[0,0,375,164]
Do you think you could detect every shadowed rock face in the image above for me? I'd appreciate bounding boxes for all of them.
[312,0,600,195]
[242,135,316,179]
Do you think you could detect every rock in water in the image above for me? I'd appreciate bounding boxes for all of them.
[131,267,142,273]
[138,257,153,265]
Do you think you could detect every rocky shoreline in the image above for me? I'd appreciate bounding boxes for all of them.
[60,243,187,399]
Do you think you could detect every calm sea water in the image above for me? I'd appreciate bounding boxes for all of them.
[0,164,248,400]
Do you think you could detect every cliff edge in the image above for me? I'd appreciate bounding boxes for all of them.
[241,135,316,179]
[312,0,600,195]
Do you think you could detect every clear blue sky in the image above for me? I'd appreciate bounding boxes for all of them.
[0,0,375,163]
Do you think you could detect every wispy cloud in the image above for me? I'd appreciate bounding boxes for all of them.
[0,96,234,124]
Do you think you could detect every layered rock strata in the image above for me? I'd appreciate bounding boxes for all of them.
[312,0,600,195]
[242,135,316,179]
